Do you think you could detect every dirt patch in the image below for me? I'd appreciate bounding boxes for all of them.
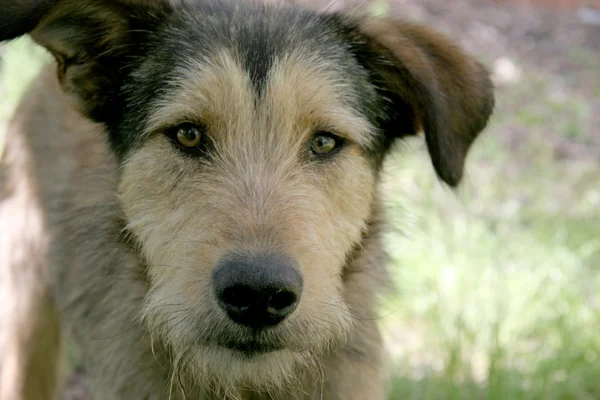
[386,0,600,89]
[386,0,600,158]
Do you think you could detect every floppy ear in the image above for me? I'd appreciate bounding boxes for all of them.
[356,18,495,186]
[0,0,172,123]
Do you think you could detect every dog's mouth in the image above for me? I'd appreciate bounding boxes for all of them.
[219,338,285,357]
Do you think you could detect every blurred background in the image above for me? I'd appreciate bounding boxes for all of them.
[1,0,599,399]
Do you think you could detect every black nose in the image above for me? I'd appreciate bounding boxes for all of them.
[212,253,303,329]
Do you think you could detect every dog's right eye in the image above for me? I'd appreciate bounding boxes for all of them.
[165,123,207,156]
[176,124,202,147]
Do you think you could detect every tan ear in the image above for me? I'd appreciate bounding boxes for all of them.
[358,19,495,186]
[0,0,172,122]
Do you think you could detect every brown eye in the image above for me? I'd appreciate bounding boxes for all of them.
[176,124,202,148]
[311,132,342,155]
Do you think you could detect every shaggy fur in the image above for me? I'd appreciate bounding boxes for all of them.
[0,1,494,399]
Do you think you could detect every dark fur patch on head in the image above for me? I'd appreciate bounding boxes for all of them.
[116,3,387,160]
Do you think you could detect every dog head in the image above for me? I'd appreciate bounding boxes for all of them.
[1,0,494,392]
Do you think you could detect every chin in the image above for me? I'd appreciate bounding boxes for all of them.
[182,344,320,394]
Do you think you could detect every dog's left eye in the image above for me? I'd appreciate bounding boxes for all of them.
[311,132,343,155]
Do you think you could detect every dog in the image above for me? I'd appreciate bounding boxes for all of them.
[0,0,494,398]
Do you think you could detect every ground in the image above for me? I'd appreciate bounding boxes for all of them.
[1,0,598,399]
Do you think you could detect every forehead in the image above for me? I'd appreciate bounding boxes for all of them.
[134,4,379,146]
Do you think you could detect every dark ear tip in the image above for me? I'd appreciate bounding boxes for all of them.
[438,66,494,188]
[437,166,463,187]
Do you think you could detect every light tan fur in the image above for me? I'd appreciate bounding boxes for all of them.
[121,48,383,396]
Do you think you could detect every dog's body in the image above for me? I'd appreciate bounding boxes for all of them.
[0,1,494,399]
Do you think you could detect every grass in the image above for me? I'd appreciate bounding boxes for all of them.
[0,37,49,158]
[1,30,599,400]
[380,72,600,398]
[0,38,49,118]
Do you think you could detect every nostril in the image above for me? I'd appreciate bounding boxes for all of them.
[221,285,254,310]
[268,290,297,313]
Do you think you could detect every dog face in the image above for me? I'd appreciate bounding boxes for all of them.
[1,0,494,391]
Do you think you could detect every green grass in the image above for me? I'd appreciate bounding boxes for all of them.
[2,32,599,400]
[0,37,49,118]
[380,82,600,398]
[0,37,49,158]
